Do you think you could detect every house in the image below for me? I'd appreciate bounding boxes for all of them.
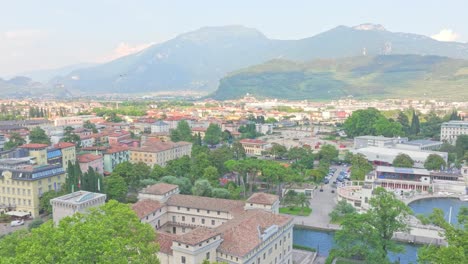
[77,153,104,175]
[239,139,270,156]
[151,121,170,133]
[108,130,131,146]
[129,141,192,167]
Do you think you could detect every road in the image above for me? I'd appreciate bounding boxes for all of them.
[292,165,345,230]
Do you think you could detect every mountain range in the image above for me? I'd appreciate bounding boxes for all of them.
[2,24,468,98]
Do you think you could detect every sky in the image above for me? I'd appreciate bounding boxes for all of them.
[1,0,467,77]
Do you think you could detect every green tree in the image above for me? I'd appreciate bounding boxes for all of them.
[28,219,44,230]
[396,111,410,135]
[418,207,468,264]
[61,126,81,146]
[455,135,468,160]
[350,153,372,181]
[165,156,191,178]
[287,146,308,162]
[64,161,81,193]
[329,200,356,223]
[296,193,310,213]
[210,145,235,175]
[203,166,220,185]
[211,188,231,199]
[410,111,420,135]
[0,201,160,263]
[392,153,415,168]
[104,175,128,202]
[159,176,192,194]
[318,144,339,162]
[343,108,384,137]
[83,120,98,133]
[420,111,443,139]
[373,117,403,137]
[332,188,411,263]
[190,152,212,181]
[265,117,278,124]
[29,127,51,145]
[231,141,246,160]
[150,165,166,180]
[269,143,288,158]
[39,190,66,215]
[170,120,192,142]
[4,132,25,150]
[424,154,447,170]
[192,179,213,197]
[204,123,222,145]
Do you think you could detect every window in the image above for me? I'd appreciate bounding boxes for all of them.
[206,252,210,260]
[211,220,215,225]
[192,217,195,223]
[181,256,186,263]
[182,216,185,221]
[202,219,205,224]
[207,210,210,214]
[186,207,190,211]
[197,209,200,213]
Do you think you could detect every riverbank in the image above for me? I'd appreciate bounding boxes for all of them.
[403,193,464,205]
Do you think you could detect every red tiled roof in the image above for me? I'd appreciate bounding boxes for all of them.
[141,183,179,195]
[167,194,245,215]
[156,231,177,255]
[131,199,164,218]
[54,142,75,149]
[174,227,220,246]
[131,141,191,153]
[216,210,292,257]
[239,139,267,145]
[105,145,129,154]
[77,153,102,163]
[247,193,279,205]
[19,143,48,149]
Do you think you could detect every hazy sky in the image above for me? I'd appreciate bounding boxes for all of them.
[1,0,467,76]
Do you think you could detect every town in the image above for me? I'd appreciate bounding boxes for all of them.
[0,96,467,263]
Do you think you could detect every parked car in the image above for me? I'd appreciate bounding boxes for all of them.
[323,178,330,184]
[319,189,324,192]
[10,219,24,227]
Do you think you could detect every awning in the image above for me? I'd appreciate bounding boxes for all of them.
[5,211,30,217]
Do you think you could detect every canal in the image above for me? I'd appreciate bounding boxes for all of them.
[293,198,467,263]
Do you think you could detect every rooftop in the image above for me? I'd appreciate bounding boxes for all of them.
[239,138,267,145]
[77,153,102,163]
[54,142,76,149]
[376,166,429,175]
[50,191,106,205]
[167,194,245,215]
[157,231,177,255]
[132,141,191,153]
[141,183,179,195]
[246,192,279,205]
[131,199,164,218]
[174,227,220,246]
[19,143,49,149]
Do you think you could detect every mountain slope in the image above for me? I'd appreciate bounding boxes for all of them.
[52,24,468,95]
[211,55,468,100]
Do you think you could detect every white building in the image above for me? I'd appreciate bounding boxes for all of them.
[132,183,292,264]
[256,123,273,134]
[151,121,170,133]
[353,136,408,149]
[440,121,468,144]
[50,191,106,225]
[0,134,5,151]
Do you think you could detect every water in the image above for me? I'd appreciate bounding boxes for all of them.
[293,229,420,263]
[293,198,467,263]
[409,198,466,224]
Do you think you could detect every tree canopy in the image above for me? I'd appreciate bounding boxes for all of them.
[29,127,51,145]
[424,154,447,170]
[0,200,160,263]
[170,120,192,142]
[392,153,415,168]
[343,108,403,138]
[204,123,222,145]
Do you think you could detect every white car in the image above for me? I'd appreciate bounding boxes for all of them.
[10,219,24,227]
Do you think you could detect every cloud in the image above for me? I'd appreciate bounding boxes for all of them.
[431,29,460,42]
[97,42,154,62]
[4,29,44,40]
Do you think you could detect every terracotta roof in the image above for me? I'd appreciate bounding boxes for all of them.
[156,231,177,255]
[105,145,129,154]
[141,183,179,195]
[174,227,220,246]
[131,141,191,153]
[246,193,279,205]
[167,194,245,215]
[77,153,102,163]
[216,210,292,257]
[131,199,164,218]
[54,142,75,149]
[19,143,49,149]
[239,139,267,145]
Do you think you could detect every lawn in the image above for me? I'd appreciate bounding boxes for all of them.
[279,207,312,216]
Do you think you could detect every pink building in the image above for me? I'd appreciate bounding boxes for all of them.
[108,130,131,146]
[77,153,104,175]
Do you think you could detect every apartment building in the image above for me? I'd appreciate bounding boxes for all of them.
[53,142,76,170]
[132,183,293,264]
[440,121,468,144]
[239,139,270,156]
[129,141,192,167]
[77,153,104,174]
[0,164,66,217]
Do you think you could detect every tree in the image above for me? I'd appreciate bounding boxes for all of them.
[410,111,420,135]
[83,120,98,133]
[165,156,191,178]
[170,120,192,142]
[210,145,235,175]
[192,179,213,197]
[343,108,384,137]
[106,112,123,122]
[81,167,104,193]
[373,117,403,137]
[150,165,166,180]
[28,219,44,230]
[455,135,468,160]
[0,201,160,263]
[396,111,410,135]
[296,193,310,213]
[418,207,468,264]
[265,117,278,124]
[39,190,66,215]
[424,154,447,170]
[29,127,51,145]
[329,200,356,223]
[104,175,128,202]
[61,126,81,146]
[350,153,372,181]
[332,188,411,263]
[269,143,288,158]
[190,152,212,181]
[211,188,231,199]
[231,141,246,160]
[4,132,25,150]
[283,190,298,208]
[287,147,308,162]
[203,166,219,185]
[392,153,415,168]
[318,144,339,162]
[204,123,222,145]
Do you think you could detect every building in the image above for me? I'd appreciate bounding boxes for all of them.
[103,146,129,174]
[19,143,49,165]
[0,134,5,151]
[108,130,131,146]
[353,136,408,149]
[131,183,292,264]
[129,141,192,167]
[256,123,273,134]
[151,121,170,133]
[54,142,76,170]
[351,146,448,168]
[0,164,66,217]
[239,139,270,156]
[396,139,443,151]
[440,121,468,144]
[77,153,104,174]
[50,191,106,225]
